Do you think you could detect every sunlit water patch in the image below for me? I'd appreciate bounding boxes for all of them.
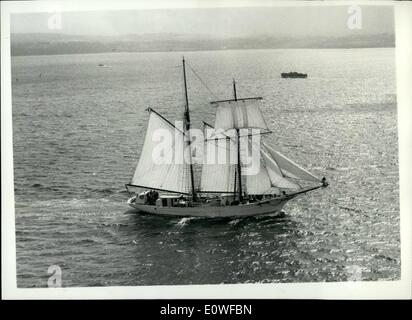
[12,48,399,287]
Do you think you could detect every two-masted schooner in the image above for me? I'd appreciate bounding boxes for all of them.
[126,58,328,218]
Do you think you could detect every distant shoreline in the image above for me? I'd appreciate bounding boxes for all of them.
[10,33,395,57]
[10,46,395,58]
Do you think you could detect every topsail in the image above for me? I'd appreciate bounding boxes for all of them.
[213,98,269,131]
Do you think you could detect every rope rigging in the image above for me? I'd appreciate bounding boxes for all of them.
[185,61,220,101]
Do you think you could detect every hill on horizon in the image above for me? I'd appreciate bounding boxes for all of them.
[10,32,395,56]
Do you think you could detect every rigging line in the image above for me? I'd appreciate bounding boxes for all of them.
[203,121,272,143]
[202,131,238,153]
[126,184,190,195]
[204,130,272,142]
[236,79,260,98]
[184,162,189,194]
[262,143,316,183]
[203,139,238,158]
[185,61,220,100]
[262,145,288,179]
[203,121,236,143]
[211,81,237,102]
[201,138,239,165]
[147,107,186,135]
[285,175,320,183]
[262,187,275,195]
[202,122,239,154]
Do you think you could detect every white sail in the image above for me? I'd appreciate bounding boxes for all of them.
[263,143,321,183]
[213,98,269,131]
[130,112,190,194]
[245,136,272,194]
[246,138,299,193]
[246,158,277,195]
[261,150,301,190]
[200,133,236,193]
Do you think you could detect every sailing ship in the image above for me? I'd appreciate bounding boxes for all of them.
[126,58,328,218]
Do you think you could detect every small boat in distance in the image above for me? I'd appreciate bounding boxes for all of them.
[126,58,327,218]
[281,72,308,78]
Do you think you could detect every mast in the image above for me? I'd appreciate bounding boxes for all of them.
[233,79,243,202]
[233,78,237,101]
[182,57,197,200]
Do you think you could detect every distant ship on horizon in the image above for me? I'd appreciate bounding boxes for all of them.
[281,72,308,78]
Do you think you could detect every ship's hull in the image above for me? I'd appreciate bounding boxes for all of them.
[127,197,290,218]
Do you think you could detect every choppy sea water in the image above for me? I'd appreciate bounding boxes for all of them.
[12,48,400,287]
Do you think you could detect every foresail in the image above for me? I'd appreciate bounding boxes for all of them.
[200,133,236,193]
[247,165,280,194]
[131,112,190,194]
[261,150,301,190]
[213,98,269,131]
[263,143,321,183]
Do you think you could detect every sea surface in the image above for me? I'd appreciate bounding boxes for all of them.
[12,48,400,287]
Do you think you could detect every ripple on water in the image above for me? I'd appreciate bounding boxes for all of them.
[13,49,399,287]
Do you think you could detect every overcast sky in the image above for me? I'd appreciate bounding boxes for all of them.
[11,6,394,38]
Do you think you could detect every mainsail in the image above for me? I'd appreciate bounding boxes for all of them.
[130,111,190,194]
[213,98,269,131]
